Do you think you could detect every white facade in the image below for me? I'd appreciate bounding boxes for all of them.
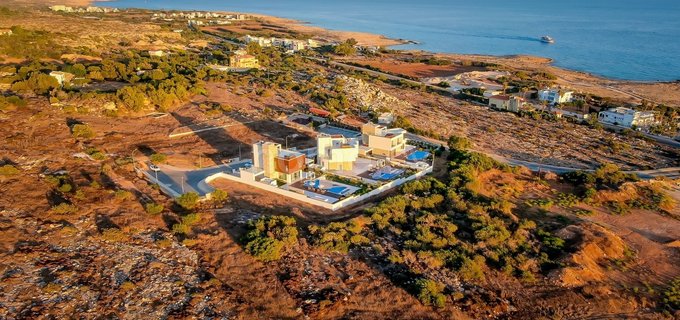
[598,107,657,128]
[317,134,360,170]
[377,112,395,125]
[538,88,573,105]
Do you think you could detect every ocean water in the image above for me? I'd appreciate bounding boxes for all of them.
[102,0,680,81]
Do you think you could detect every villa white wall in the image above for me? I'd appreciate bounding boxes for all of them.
[204,165,434,211]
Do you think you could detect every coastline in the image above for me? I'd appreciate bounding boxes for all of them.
[10,0,680,105]
[239,14,679,105]
[247,13,676,86]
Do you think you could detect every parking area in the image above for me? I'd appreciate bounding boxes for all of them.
[144,160,252,197]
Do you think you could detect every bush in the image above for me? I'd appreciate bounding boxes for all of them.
[71,124,95,139]
[145,203,164,215]
[114,190,132,201]
[414,278,446,308]
[101,228,129,242]
[458,255,486,281]
[211,189,228,204]
[51,203,77,215]
[57,183,73,193]
[176,192,200,211]
[0,164,19,176]
[150,153,167,164]
[242,215,298,261]
[662,277,680,311]
[447,135,471,151]
[308,218,370,253]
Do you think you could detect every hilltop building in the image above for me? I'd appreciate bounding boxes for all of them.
[229,50,260,69]
[317,134,360,171]
[598,107,657,128]
[148,50,165,57]
[251,141,307,184]
[488,95,523,113]
[49,71,74,86]
[377,112,395,125]
[538,88,573,105]
[361,122,407,157]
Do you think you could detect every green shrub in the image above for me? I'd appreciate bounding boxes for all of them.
[57,183,73,193]
[176,192,200,211]
[242,215,298,261]
[172,223,190,235]
[101,228,129,242]
[51,203,77,215]
[71,124,95,139]
[458,255,486,281]
[414,278,446,308]
[211,189,228,204]
[145,203,164,215]
[0,164,19,176]
[150,153,167,164]
[114,190,132,201]
[85,147,107,160]
[662,277,680,311]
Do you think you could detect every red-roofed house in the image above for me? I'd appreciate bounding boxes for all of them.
[309,107,331,118]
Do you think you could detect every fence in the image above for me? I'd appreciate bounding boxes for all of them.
[204,165,433,211]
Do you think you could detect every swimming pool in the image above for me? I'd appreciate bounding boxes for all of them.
[326,186,350,196]
[371,167,404,180]
[406,150,430,162]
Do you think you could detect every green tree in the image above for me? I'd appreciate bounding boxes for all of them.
[414,278,446,308]
[246,42,262,55]
[333,39,358,56]
[149,153,167,164]
[176,192,200,211]
[211,189,228,205]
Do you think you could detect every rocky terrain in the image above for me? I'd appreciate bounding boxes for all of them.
[0,3,679,320]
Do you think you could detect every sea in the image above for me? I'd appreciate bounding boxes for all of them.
[100,0,680,82]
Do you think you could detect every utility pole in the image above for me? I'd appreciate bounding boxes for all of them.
[181,176,185,194]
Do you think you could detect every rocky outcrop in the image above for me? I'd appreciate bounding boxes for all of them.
[0,210,232,318]
[548,223,627,287]
[336,75,411,112]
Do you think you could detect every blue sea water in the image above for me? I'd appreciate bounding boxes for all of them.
[102,0,680,81]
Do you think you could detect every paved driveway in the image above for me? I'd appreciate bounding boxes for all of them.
[145,160,252,197]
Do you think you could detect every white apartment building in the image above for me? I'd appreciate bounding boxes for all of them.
[538,88,573,105]
[317,134,360,171]
[598,107,658,128]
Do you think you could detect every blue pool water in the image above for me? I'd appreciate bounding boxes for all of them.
[326,186,350,195]
[407,151,430,162]
[102,0,680,81]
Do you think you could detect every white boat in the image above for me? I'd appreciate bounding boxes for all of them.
[541,36,555,44]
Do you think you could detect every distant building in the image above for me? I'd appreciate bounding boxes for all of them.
[361,122,407,158]
[0,29,12,36]
[598,107,657,128]
[317,134,360,171]
[252,141,307,184]
[49,5,72,12]
[538,88,573,105]
[488,95,523,113]
[49,71,75,86]
[309,107,332,118]
[148,50,165,57]
[243,35,273,47]
[377,112,395,125]
[229,50,260,69]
